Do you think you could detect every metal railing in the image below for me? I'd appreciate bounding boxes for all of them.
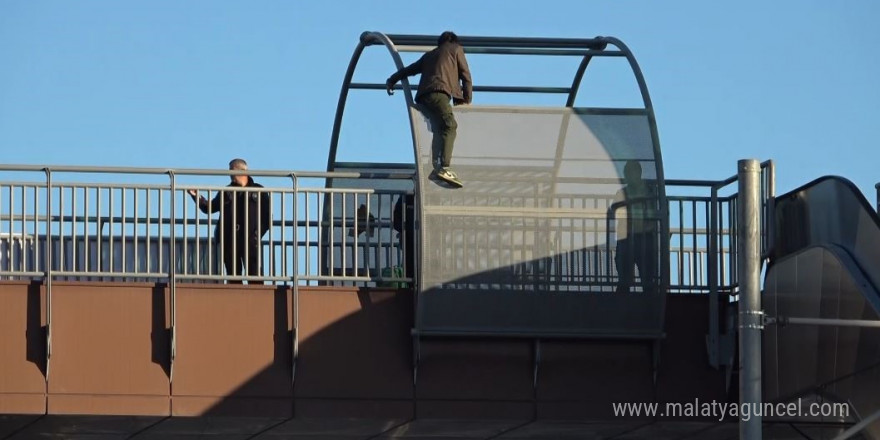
[666,160,775,369]
[0,166,415,286]
[0,163,775,384]
[0,165,769,293]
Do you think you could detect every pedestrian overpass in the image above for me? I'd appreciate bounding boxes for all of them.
[0,32,878,439]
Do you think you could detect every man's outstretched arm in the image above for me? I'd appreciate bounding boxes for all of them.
[386,58,422,95]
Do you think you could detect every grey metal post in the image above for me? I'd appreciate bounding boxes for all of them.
[738,159,762,439]
[707,186,719,368]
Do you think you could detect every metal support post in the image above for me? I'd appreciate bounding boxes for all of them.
[738,159,763,440]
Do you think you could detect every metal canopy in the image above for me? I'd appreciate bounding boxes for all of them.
[327,31,669,339]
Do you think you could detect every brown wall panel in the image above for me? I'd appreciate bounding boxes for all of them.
[172,285,292,417]
[655,295,728,405]
[295,288,413,409]
[47,282,170,415]
[535,295,727,420]
[415,340,533,404]
[0,281,46,414]
[48,395,169,416]
[3,280,728,420]
[536,340,654,419]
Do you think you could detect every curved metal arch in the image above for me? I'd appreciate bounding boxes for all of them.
[326,31,418,172]
[603,36,670,295]
[565,36,607,107]
[567,36,669,293]
[566,37,653,111]
[326,31,670,294]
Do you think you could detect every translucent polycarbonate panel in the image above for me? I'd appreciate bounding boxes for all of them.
[764,245,880,437]
[774,177,880,293]
[411,105,665,336]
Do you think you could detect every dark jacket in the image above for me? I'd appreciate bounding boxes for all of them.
[388,42,472,104]
[192,177,271,244]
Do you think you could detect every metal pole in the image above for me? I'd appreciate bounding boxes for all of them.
[738,159,763,440]
[771,316,880,328]
[708,186,719,368]
[875,182,879,212]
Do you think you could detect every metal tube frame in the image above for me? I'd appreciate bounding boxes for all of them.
[330,31,671,342]
[738,159,763,440]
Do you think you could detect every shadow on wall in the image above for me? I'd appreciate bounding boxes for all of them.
[25,281,46,378]
[192,286,413,418]
[195,244,668,419]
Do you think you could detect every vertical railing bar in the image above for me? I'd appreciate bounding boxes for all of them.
[731,198,737,289]
[119,186,128,274]
[605,197,612,289]
[369,193,376,285]
[343,193,349,282]
[182,187,188,277]
[71,186,78,273]
[168,171,177,382]
[205,189,212,277]
[134,188,139,275]
[146,189,151,274]
[305,191,310,282]
[59,184,66,274]
[20,185,26,274]
[190,187,197,277]
[44,168,53,378]
[157,190,162,277]
[350,193,358,282]
[707,185,720,368]
[256,187,261,282]
[109,187,114,273]
[704,201,710,290]
[98,187,103,273]
[720,200,727,289]
[280,187,286,278]
[121,187,126,277]
[9,185,15,273]
[84,187,90,274]
[34,185,39,276]
[764,161,776,260]
[25,185,31,274]
[677,200,684,289]
[382,193,388,285]
[244,186,250,282]
[268,189,273,282]
[291,174,297,284]
[230,188,241,281]
[691,199,697,290]
[4,185,10,274]
[220,189,226,281]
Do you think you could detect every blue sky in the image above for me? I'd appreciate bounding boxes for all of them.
[1,0,878,200]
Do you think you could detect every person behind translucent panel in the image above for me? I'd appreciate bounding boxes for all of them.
[188,158,271,284]
[386,31,472,187]
[612,160,659,294]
